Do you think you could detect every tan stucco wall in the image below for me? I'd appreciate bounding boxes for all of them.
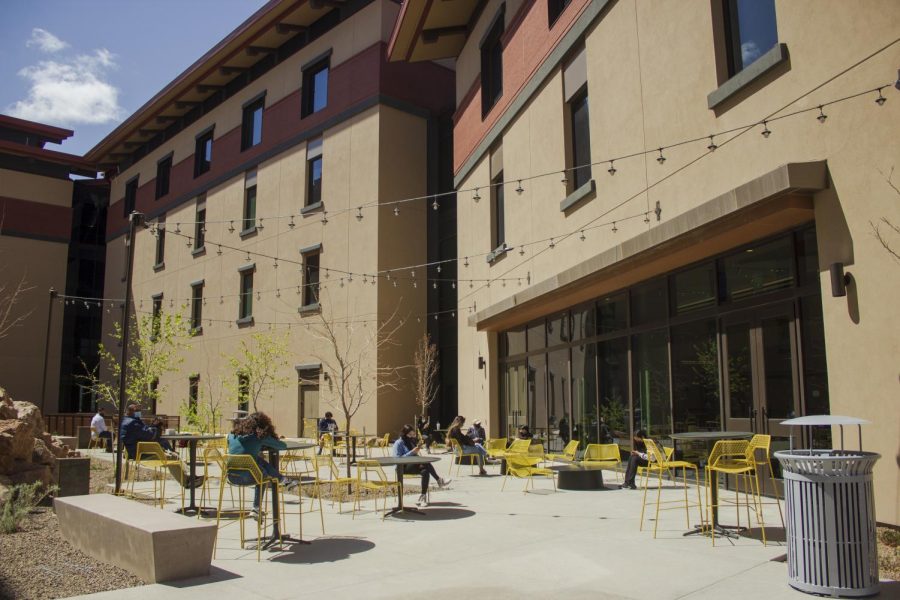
[0,168,73,208]
[0,235,67,412]
[454,0,900,524]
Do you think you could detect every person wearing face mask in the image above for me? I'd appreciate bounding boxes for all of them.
[392,424,450,507]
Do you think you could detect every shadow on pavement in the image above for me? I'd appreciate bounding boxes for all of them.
[390,508,476,521]
[271,536,375,564]
[162,566,242,588]
[742,526,787,543]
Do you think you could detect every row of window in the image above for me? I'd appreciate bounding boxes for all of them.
[122,54,330,217]
[182,373,249,416]
[150,248,320,330]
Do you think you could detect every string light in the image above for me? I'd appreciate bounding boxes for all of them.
[707,135,717,152]
[473,188,481,202]
[656,148,666,164]
[761,120,772,138]
[612,221,618,233]
[393,207,400,216]
[257,219,264,231]
[817,105,828,123]
[579,230,585,241]
[321,212,328,225]
[356,207,363,221]
[875,87,887,105]
[432,198,439,210]
[228,221,235,233]
[607,160,617,175]
[515,180,524,194]
[560,171,568,185]
[289,216,296,229]
[549,238,555,249]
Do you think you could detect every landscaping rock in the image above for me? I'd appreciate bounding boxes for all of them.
[0,419,34,467]
[0,391,68,492]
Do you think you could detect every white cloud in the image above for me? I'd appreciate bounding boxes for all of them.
[7,48,124,126]
[26,28,69,53]
[741,41,761,66]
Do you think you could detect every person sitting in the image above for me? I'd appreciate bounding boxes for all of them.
[599,416,613,444]
[466,419,486,445]
[416,415,434,453]
[317,411,338,455]
[516,424,533,440]
[227,412,298,515]
[392,425,449,507]
[120,404,172,459]
[91,407,113,452]
[621,429,649,490]
[448,416,488,476]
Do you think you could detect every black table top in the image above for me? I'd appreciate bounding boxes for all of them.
[160,433,224,441]
[668,431,753,441]
[548,463,607,471]
[369,455,440,466]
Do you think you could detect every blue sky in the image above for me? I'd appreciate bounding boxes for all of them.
[0,0,268,156]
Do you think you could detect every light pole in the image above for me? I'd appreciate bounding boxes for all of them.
[40,287,57,413]
[114,211,143,495]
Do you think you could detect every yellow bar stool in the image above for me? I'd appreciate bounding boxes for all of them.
[639,439,705,538]
[705,439,767,546]
[215,454,283,561]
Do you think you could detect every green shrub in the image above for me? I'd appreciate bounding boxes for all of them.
[0,482,55,534]
[880,527,900,548]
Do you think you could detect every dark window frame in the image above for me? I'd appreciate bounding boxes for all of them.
[548,0,572,27]
[194,128,214,177]
[151,293,163,340]
[722,0,778,78]
[123,176,138,217]
[155,154,172,200]
[243,170,257,233]
[491,170,505,250]
[154,217,166,268]
[302,250,321,308]
[568,87,592,190]
[480,5,505,118]
[188,375,200,412]
[301,54,330,118]
[194,197,206,251]
[239,266,255,321]
[241,93,266,151]
[190,281,204,333]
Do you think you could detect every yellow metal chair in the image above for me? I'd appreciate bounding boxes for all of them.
[546,440,579,463]
[706,439,767,546]
[485,438,508,459]
[505,439,532,455]
[744,434,784,528]
[215,454,283,561]
[637,445,673,480]
[448,438,484,477]
[639,439,704,538]
[199,442,234,512]
[311,454,355,513]
[502,454,556,493]
[132,441,183,509]
[88,426,105,450]
[582,443,621,482]
[353,459,400,520]
[376,433,391,456]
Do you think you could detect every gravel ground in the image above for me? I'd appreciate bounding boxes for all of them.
[878,526,900,581]
[0,457,152,600]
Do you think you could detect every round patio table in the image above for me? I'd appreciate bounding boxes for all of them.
[668,430,753,538]
[369,455,440,517]
[548,462,607,490]
[260,440,317,549]
[159,433,223,516]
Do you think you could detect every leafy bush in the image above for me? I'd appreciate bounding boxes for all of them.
[0,482,55,534]
[880,527,900,548]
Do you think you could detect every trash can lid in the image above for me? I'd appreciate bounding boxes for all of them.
[780,414,870,426]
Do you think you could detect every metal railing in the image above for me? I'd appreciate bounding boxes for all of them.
[44,413,181,436]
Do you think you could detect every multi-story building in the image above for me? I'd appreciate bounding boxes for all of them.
[0,114,106,414]
[389,0,900,525]
[87,0,454,437]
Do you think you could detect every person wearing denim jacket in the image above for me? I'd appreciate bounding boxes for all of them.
[392,425,449,507]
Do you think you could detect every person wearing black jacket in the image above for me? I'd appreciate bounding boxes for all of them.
[392,425,449,506]
[621,429,649,489]
[448,416,488,475]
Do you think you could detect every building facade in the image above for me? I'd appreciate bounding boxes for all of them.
[89,0,454,437]
[0,114,104,414]
[389,0,900,525]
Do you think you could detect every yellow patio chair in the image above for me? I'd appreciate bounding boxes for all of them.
[88,426,105,450]
[199,443,233,513]
[216,454,283,561]
[132,441,183,509]
[485,438,508,459]
[637,445,673,480]
[353,459,400,520]
[582,443,621,482]
[546,440,579,463]
[448,438,484,477]
[639,439,704,538]
[502,454,556,493]
[745,434,784,528]
[505,439,532,455]
[376,433,392,456]
[311,454,354,513]
[706,439,766,546]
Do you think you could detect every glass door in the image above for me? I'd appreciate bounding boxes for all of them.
[503,362,528,439]
[723,303,801,440]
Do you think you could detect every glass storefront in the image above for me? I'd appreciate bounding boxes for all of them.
[498,226,829,456]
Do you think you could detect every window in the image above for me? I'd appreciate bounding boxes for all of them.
[491,170,505,250]
[301,57,329,118]
[241,95,264,151]
[190,280,203,333]
[155,155,172,199]
[188,375,199,413]
[154,216,166,268]
[237,373,249,413]
[723,0,778,77]
[243,170,257,232]
[302,250,320,307]
[123,177,138,217]
[306,137,323,207]
[194,129,213,177]
[564,47,591,190]
[239,267,254,321]
[151,294,163,339]
[194,196,206,251]
[548,0,571,26]
[480,7,504,117]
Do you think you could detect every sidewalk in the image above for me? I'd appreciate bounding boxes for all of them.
[70,450,835,600]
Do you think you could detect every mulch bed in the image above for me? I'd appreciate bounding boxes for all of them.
[0,457,150,600]
[878,526,900,581]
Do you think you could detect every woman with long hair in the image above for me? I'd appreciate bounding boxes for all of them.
[393,424,449,506]
[227,412,298,513]
[447,415,488,475]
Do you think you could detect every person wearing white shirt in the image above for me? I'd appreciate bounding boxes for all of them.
[91,408,113,452]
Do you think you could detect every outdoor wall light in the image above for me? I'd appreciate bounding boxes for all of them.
[478,356,485,370]
[830,262,852,297]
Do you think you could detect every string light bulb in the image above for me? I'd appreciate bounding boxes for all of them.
[875,88,887,106]
[816,105,828,123]
[289,216,296,229]
[560,171,568,185]
[656,148,666,164]
[463,256,469,267]
[612,221,618,233]
[229,221,235,233]
[473,188,481,202]
[579,230,586,241]
[519,246,525,256]
[432,198,439,211]
[515,180,524,194]
[257,219,264,231]
[761,120,772,138]
[549,238,555,249]
[608,161,617,176]
[216,245,222,256]
[644,213,651,224]
[707,135,717,152]
[321,211,328,225]
[436,265,441,273]
[174,223,181,234]
[356,207,363,221]
[393,206,400,216]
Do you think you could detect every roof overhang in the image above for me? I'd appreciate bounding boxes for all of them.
[0,114,73,146]
[85,0,348,170]
[0,139,98,178]
[387,0,484,63]
[469,162,829,332]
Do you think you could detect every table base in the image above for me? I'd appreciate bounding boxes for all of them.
[683,523,746,539]
[385,506,426,517]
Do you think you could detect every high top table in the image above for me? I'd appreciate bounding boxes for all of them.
[159,433,223,516]
[261,440,317,549]
[369,455,440,517]
[669,430,753,538]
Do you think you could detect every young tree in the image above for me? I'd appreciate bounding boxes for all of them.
[871,167,900,264]
[413,333,439,419]
[223,331,291,413]
[0,273,33,341]
[79,309,192,410]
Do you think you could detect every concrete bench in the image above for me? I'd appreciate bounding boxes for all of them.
[54,494,216,583]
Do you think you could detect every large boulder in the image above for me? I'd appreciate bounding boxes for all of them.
[13,400,45,437]
[0,419,34,469]
[0,395,16,420]
[32,438,57,467]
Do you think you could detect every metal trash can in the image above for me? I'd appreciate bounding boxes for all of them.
[776,415,881,598]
